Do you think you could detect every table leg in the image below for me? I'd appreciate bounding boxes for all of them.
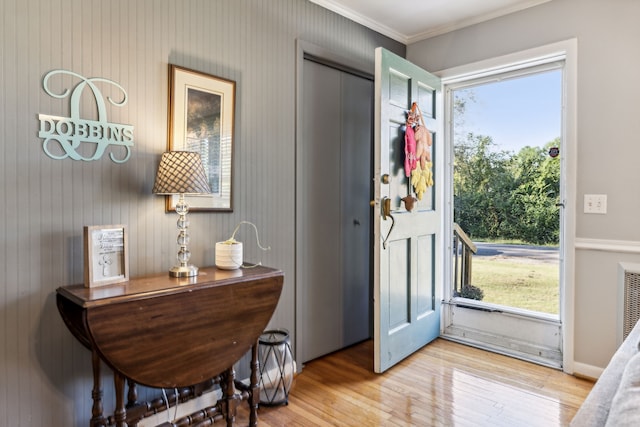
[113,372,128,427]
[126,379,138,408]
[223,367,239,427]
[90,349,105,427]
[248,342,260,427]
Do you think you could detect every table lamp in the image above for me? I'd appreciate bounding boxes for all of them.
[152,151,211,277]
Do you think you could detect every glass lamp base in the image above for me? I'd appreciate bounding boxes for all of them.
[169,265,199,278]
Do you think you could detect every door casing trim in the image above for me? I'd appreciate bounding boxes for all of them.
[437,38,578,373]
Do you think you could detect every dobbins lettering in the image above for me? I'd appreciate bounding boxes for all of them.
[38,114,133,162]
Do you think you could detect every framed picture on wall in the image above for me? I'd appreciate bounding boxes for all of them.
[166,64,235,212]
[83,225,129,288]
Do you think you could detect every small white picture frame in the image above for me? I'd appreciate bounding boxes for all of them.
[84,225,129,288]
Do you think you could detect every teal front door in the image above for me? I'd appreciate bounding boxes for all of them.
[373,47,443,373]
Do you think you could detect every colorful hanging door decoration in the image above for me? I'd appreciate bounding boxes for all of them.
[404,102,433,200]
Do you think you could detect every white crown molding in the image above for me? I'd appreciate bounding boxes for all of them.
[407,0,552,43]
[308,0,552,45]
[307,0,408,44]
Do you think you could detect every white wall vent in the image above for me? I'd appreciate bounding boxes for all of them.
[618,263,640,345]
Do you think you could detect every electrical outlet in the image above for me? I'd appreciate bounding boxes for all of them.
[584,194,607,214]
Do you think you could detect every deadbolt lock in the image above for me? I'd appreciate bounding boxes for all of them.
[381,197,391,219]
[370,198,392,218]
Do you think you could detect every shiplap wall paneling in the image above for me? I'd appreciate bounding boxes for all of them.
[0,0,404,424]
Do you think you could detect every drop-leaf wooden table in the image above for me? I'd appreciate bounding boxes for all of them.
[57,265,284,427]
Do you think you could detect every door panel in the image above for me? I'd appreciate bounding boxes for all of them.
[374,47,442,373]
[417,234,435,317]
[387,239,410,331]
[300,60,341,363]
[340,71,373,346]
[298,58,372,364]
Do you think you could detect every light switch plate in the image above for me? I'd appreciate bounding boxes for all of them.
[584,194,607,214]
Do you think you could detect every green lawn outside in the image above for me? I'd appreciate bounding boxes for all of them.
[471,258,559,315]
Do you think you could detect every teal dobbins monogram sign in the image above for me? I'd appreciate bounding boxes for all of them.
[38,70,134,163]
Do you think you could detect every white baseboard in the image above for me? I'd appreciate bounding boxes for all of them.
[572,361,603,380]
[137,364,295,427]
[138,388,222,427]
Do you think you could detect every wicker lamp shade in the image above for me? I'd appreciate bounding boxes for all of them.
[152,151,211,195]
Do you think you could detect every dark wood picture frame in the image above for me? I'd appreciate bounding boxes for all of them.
[167,64,235,212]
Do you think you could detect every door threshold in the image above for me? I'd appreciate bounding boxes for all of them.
[441,329,563,370]
[445,298,560,324]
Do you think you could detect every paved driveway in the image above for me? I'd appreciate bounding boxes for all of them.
[474,243,559,264]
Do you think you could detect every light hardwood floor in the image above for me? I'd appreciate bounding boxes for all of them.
[236,338,594,427]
